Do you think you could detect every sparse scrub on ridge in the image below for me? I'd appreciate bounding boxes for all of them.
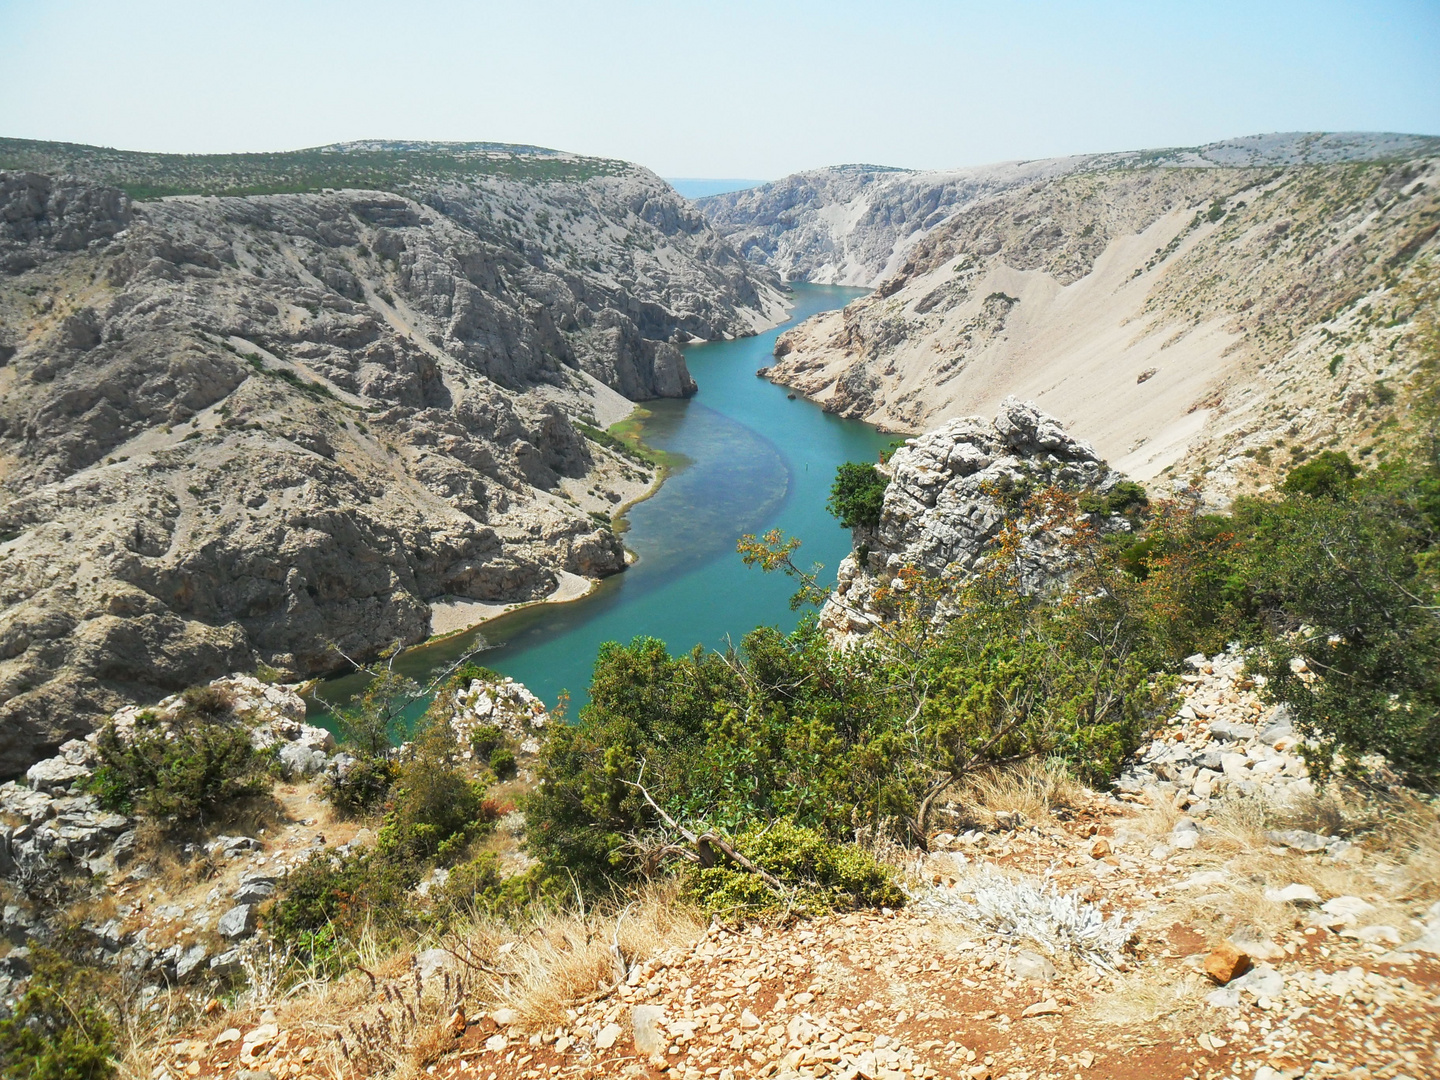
[0,137,630,198]
[86,689,276,824]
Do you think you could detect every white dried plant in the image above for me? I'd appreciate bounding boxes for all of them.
[238,938,294,1006]
[918,865,1134,969]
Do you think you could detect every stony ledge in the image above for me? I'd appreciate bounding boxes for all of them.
[5,647,1432,1080]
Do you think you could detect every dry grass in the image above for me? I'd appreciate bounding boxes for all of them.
[1130,797,1189,841]
[481,883,703,1029]
[1377,792,1440,902]
[956,759,1085,826]
[1135,785,1440,948]
[1085,968,1209,1028]
[1400,819,1440,902]
[126,886,707,1080]
[1201,791,1271,851]
[1145,870,1296,943]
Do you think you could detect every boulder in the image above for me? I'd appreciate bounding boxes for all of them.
[24,757,91,793]
[1004,951,1056,981]
[278,742,328,778]
[1265,883,1322,906]
[1321,895,1375,921]
[1266,829,1328,853]
[821,399,1122,640]
[233,873,277,904]
[1203,942,1252,984]
[1232,964,1284,998]
[631,1004,664,1055]
[209,948,246,978]
[1258,723,1295,747]
[0,946,32,976]
[218,904,256,940]
[175,943,210,981]
[1228,929,1283,961]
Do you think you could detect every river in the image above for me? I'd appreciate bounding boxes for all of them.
[314,283,890,721]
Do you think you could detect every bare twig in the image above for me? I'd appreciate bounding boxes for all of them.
[622,765,787,893]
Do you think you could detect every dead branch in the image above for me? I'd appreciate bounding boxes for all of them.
[622,766,787,892]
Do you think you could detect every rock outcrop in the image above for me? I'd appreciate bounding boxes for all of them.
[0,143,786,776]
[823,399,1124,639]
[0,676,324,901]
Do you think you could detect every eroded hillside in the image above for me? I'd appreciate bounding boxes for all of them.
[0,145,786,775]
[757,155,1439,495]
[699,132,1440,287]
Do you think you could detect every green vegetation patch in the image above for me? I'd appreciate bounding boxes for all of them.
[87,687,275,822]
[0,137,630,199]
[826,461,888,529]
[0,947,117,1080]
[681,821,904,917]
[578,409,689,473]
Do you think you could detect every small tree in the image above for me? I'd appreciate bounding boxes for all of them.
[318,640,491,813]
[826,461,888,529]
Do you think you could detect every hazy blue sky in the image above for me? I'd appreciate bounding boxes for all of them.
[3,0,1437,179]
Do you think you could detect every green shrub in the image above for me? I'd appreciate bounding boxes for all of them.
[1080,480,1149,517]
[682,821,904,917]
[1280,450,1358,499]
[528,516,1163,894]
[1105,479,1149,514]
[376,753,492,867]
[434,855,567,918]
[181,684,235,717]
[448,662,503,689]
[488,746,517,781]
[88,705,274,821]
[826,461,888,529]
[1113,446,1440,784]
[265,849,414,964]
[468,723,506,760]
[323,754,396,815]
[1237,466,1440,782]
[0,948,117,1080]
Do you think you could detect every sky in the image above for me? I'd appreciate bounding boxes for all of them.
[2,0,1438,180]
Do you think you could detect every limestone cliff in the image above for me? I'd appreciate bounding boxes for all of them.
[716,134,1440,498]
[0,141,786,775]
[822,399,1123,640]
[699,132,1440,286]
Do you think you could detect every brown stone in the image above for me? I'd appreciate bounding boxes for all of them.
[1090,838,1112,858]
[1203,942,1252,984]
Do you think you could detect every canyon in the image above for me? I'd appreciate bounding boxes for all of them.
[701,133,1440,497]
[0,141,784,775]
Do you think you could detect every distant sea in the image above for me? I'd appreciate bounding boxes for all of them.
[664,178,766,199]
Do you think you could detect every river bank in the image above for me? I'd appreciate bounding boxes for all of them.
[426,569,597,639]
[419,400,687,645]
[313,283,882,721]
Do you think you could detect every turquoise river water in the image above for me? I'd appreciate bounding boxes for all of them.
[314,283,890,721]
